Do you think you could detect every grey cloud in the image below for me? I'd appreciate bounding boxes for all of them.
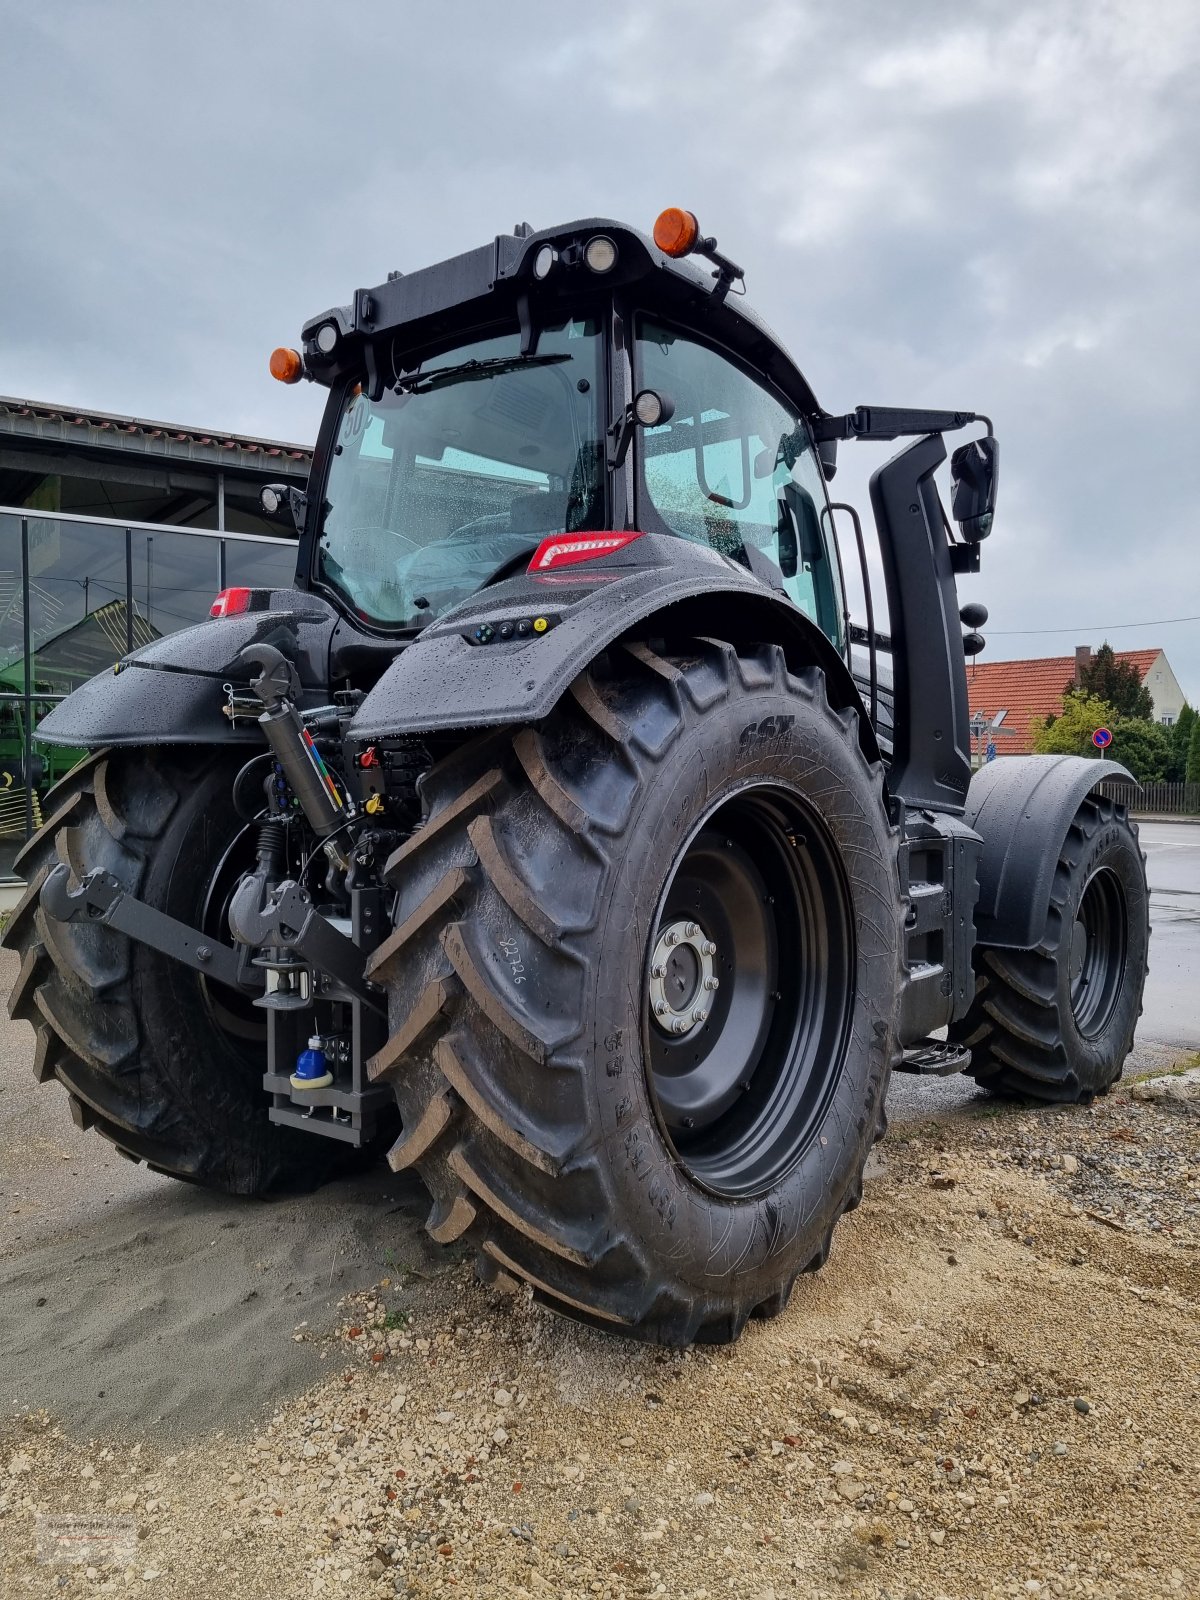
[1,0,1196,694]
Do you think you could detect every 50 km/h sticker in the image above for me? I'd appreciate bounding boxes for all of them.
[1092,727,1113,750]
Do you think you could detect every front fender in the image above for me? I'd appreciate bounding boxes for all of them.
[349,546,877,762]
[35,595,338,748]
[966,754,1138,949]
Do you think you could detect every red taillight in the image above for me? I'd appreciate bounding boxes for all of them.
[528,531,642,573]
[210,587,253,618]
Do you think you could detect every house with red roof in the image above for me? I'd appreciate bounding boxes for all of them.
[966,646,1187,756]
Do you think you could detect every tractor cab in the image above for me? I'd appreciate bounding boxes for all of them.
[270,213,848,650]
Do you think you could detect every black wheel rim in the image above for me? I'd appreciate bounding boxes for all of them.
[642,783,855,1200]
[1069,866,1128,1038]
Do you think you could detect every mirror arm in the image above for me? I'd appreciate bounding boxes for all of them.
[814,407,988,443]
[607,405,635,471]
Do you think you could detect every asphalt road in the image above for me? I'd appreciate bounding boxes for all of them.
[1139,818,1200,1048]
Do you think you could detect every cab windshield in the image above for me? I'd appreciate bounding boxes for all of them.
[317,318,606,628]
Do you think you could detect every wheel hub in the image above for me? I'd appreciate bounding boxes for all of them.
[641,788,855,1200]
[649,918,718,1037]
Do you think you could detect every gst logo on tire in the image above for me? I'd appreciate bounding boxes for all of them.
[739,715,794,746]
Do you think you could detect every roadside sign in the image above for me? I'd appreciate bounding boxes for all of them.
[986,740,997,762]
[1092,727,1113,749]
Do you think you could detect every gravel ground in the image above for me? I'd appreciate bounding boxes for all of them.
[3,1065,1197,1600]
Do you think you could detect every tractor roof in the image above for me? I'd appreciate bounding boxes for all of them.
[299,217,821,418]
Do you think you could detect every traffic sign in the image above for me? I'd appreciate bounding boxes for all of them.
[1092,727,1113,749]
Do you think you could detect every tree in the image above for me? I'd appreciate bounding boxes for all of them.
[1188,715,1200,786]
[1033,693,1171,782]
[1167,703,1195,783]
[1109,716,1170,785]
[1065,642,1153,721]
[1031,691,1118,759]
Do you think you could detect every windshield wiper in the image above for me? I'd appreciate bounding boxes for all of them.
[394,353,570,394]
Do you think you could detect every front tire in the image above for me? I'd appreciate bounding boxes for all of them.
[368,638,901,1344]
[949,792,1149,1102]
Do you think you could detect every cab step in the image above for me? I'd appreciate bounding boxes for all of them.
[896,1039,972,1076]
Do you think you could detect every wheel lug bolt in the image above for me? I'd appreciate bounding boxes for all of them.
[652,963,666,978]
[654,1000,668,1016]
[664,930,678,946]
[691,1008,705,1024]
[672,1017,688,1034]
[685,921,700,937]
[702,940,717,956]
[704,976,719,991]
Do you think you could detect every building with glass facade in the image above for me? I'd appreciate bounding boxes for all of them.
[0,395,310,887]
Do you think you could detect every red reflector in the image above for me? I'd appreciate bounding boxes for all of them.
[210,587,253,618]
[528,531,642,572]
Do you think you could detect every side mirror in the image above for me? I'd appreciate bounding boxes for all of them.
[777,515,798,579]
[779,482,825,580]
[950,435,999,541]
[816,435,838,481]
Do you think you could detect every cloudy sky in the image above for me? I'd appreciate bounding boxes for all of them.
[2,0,1197,698]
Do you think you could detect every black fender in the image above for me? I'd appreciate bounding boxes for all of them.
[349,540,878,763]
[35,595,338,748]
[966,754,1138,949]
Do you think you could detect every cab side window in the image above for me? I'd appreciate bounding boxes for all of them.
[635,318,843,646]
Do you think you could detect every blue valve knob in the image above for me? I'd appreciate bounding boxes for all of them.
[290,1036,333,1091]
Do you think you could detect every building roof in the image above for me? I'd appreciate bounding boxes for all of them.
[966,648,1163,754]
[0,394,312,474]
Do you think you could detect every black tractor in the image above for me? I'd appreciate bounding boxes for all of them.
[5,210,1149,1344]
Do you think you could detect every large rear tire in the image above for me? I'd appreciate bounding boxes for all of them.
[949,792,1149,1102]
[368,638,902,1344]
[4,747,363,1194]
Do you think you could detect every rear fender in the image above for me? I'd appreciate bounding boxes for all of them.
[966,754,1138,949]
[349,549,878,764]
[35,594,338,748]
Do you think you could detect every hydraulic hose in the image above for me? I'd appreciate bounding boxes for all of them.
[238,644,348,840]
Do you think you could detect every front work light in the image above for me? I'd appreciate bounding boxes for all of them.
[533,244,558,279]
[584,235,618,273]
[634,389,674,428]
[315,323,339,355]
[270,347,303,384]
